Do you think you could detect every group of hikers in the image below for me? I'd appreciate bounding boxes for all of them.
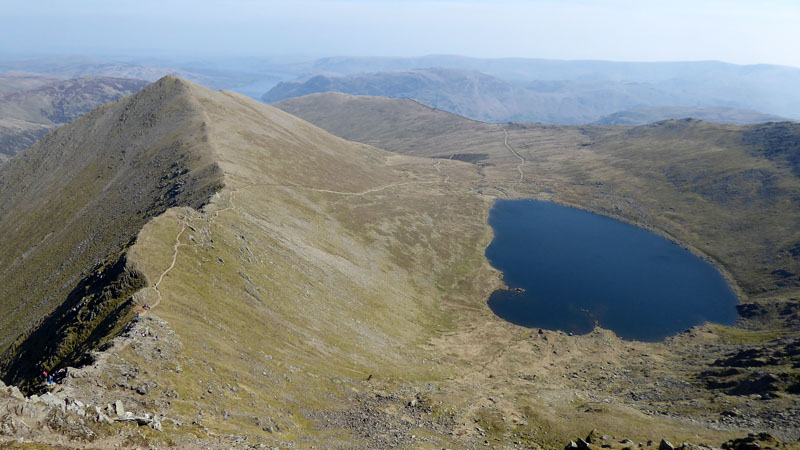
[41,369,64,387]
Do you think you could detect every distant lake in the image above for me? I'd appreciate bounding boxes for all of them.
[485,199,738,341]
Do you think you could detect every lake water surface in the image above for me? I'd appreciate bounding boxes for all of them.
[485,199,738,341]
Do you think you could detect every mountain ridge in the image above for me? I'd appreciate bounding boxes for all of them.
[0,75,223,387]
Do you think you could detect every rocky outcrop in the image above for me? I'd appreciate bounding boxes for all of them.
[0,378,167,444]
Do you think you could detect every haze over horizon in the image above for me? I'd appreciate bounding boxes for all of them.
[1,0,799,68]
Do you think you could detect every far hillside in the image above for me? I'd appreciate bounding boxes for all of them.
[0,71,60,94]
[265,57,800,124]
[0,75,148,161]
[593,106,791,126]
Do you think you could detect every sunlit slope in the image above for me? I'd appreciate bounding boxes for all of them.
[277,92,800,297]
[93,83,495,441]
[0,76,223,385]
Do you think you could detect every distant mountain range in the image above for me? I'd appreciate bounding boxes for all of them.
[4,54,800,125]
[0,55,260,90]
[264,56,800,125]
[0,75,148,161]
[263,68,551,123]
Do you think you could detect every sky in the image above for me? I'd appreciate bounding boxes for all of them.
[1,0,799,67]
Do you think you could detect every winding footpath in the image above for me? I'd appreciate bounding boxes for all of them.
[144,224,186,314]
[503,128,525,183]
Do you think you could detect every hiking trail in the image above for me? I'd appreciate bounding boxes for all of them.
[503,128,525,183]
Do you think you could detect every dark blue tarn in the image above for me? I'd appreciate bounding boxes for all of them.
[485,199,738,342]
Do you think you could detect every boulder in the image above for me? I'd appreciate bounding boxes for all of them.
[114,400,125,417]
[660,439,675,450]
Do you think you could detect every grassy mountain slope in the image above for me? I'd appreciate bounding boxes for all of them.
[103,85,501,445]
[0,76,149,160]
[593,106,791,125]
[277,93,800,297]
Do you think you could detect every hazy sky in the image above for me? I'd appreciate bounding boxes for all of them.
[2,0,799,67]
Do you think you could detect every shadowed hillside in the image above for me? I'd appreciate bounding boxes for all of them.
[0,76,149,161]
